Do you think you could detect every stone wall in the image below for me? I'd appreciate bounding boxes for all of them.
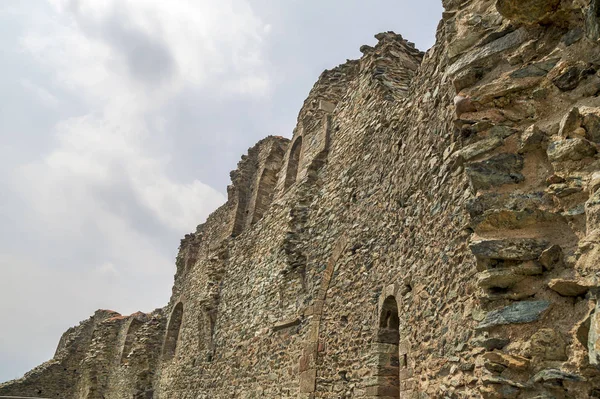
[4,1,600,398]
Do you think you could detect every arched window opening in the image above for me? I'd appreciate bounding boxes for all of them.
[120,318,144,365]
[285,137,303,190]
[162,302,184,361]
[372,296,400,398]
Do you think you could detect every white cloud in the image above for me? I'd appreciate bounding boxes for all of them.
[14,0,268,241]
[20,79,60,108]
[36,0,272,100]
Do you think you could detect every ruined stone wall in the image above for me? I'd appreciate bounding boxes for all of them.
[5,1,600,398]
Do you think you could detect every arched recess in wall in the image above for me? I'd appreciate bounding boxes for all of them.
[162,302,184,361]
[373,296,400,398]
[284,137,303,190]
[198,310,215,362]
[252,166,279,224]
[120,318,144,365]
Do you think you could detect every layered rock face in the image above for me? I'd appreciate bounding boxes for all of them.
[5,0,600,397]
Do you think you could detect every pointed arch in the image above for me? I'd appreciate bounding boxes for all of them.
[162,302,184,361]
[252,166,279,224]
[285,137,303,190]
[120,318,144,364]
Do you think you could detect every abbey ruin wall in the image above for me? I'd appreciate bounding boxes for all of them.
[5,0,600,397]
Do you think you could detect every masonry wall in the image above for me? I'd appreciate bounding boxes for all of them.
[5,1,600,398]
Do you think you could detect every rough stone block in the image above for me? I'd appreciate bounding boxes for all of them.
[547,138,597,162]
[496,0,561,24]
[548,279,590,297]
[470,238,549,261]
[477,301,551,330]
[466,153,524,191]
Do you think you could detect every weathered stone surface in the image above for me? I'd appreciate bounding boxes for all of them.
[496,0,561,24]
[466,153,524,190]
[548,279,590,297]
[586,188,600,231]
[477,301,551,330]
[547,138,597,162]
[454,95,477,117]
[510,58,560,79]
[531,369,584,383]
[577,311,592,348]
[559,107,582,138]
[546,182,583,197]
[477,262,542,289]
[550,61,595,92]
[472,208,560,233]
[526,328,567,361]
[589,302,600,367]
[481,375,530,389]
[519,125,545,153]
[470,238,550,261]
[456,136,503,162]
[447,28,530,76]
[583,108,600,143]
[474,336,510,351]
[538,245,563,270]
[483,351,530,371]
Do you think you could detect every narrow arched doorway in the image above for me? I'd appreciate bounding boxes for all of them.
[372,296,400,398]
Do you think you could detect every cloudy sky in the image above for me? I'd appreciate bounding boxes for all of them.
[0,0,442,382]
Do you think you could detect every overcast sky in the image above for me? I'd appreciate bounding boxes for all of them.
[0,0,442,382]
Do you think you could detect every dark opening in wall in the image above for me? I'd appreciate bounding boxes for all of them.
[162,302,184,361]
[121,318,144,364]
[284,136,303,190]
[373,295,400,398]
